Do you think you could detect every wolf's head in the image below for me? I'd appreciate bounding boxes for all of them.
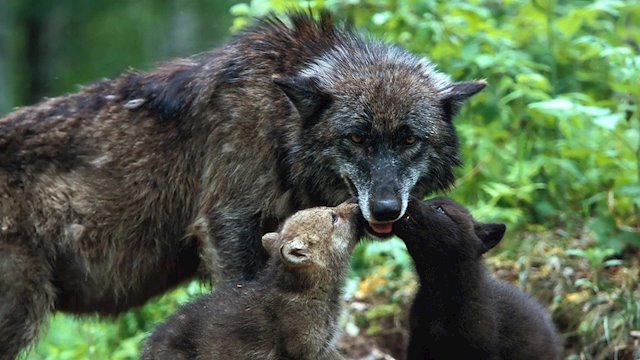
[275,37,484,238]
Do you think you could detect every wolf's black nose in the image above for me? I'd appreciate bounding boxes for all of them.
[371,198,402,222]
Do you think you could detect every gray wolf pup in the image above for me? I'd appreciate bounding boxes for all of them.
[143,201,361,360]
[394,197,562,360]
[0,12,484,358]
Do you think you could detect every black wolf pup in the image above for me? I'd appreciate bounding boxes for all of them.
[394,197,561,360]
[1,11,484,358]
[142,201,361,360]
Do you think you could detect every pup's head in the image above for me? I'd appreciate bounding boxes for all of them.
[261,201,361,274]
[275,41,485,239]
[394,197,505,260]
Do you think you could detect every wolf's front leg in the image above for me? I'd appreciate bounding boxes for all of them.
[189,208,268,283]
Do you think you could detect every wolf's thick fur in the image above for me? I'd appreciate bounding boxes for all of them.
[0,12,484,358]
[394,197,562,360]
[143,202,361,360]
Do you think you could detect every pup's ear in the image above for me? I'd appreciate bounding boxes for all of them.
[261,232,281,255]
[439,80,487,121]
[274,76,332,128]
[474,222,506,254]
[279,237,312,267]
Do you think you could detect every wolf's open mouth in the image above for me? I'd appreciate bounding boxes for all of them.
[365,221,395,238]
[369,222,393,234]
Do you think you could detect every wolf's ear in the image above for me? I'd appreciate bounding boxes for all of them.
[261,232,281,255]
[474,222,505,254]
[274,76,332,127]
[439,80,487,121]
[279,237,312,267]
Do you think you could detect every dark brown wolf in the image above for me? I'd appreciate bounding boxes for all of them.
[143,201,361,360]
[0,12,484,358]
[394,197,562,360]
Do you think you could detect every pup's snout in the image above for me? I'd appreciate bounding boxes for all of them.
[336,201,360,218]
[370,197,402,222]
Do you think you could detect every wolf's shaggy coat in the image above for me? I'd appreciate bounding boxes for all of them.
[0,12,483,358]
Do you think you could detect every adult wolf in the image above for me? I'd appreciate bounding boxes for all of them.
[0,12,484,358]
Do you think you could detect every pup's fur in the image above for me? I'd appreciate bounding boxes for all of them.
[394,197,562,360]
[0,12,484,358]
[142,202,361,360]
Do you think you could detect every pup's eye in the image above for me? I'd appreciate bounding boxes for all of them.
[434,205,446,215]
[331,212,338,225]
[405,135,416,145]
[350,134,365,144]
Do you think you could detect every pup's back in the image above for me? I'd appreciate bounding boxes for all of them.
[491,280,562,359]
[394,197,561,360]
[143,202,361,360]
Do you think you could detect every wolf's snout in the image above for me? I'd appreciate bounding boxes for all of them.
[370,197,402,222]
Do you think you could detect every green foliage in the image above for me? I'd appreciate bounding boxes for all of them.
[350,239,416,303]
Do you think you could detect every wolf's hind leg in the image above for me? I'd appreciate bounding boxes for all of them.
[0,241,55,360]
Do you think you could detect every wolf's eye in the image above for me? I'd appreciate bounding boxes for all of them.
[331,212,338,225]
[350,134,365,144]
[405,135,416,145]
[434,205,446,215]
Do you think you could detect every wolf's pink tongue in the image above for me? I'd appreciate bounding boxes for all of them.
[370,222,393,234]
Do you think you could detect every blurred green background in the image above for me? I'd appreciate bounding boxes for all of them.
[2,0,639,359]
